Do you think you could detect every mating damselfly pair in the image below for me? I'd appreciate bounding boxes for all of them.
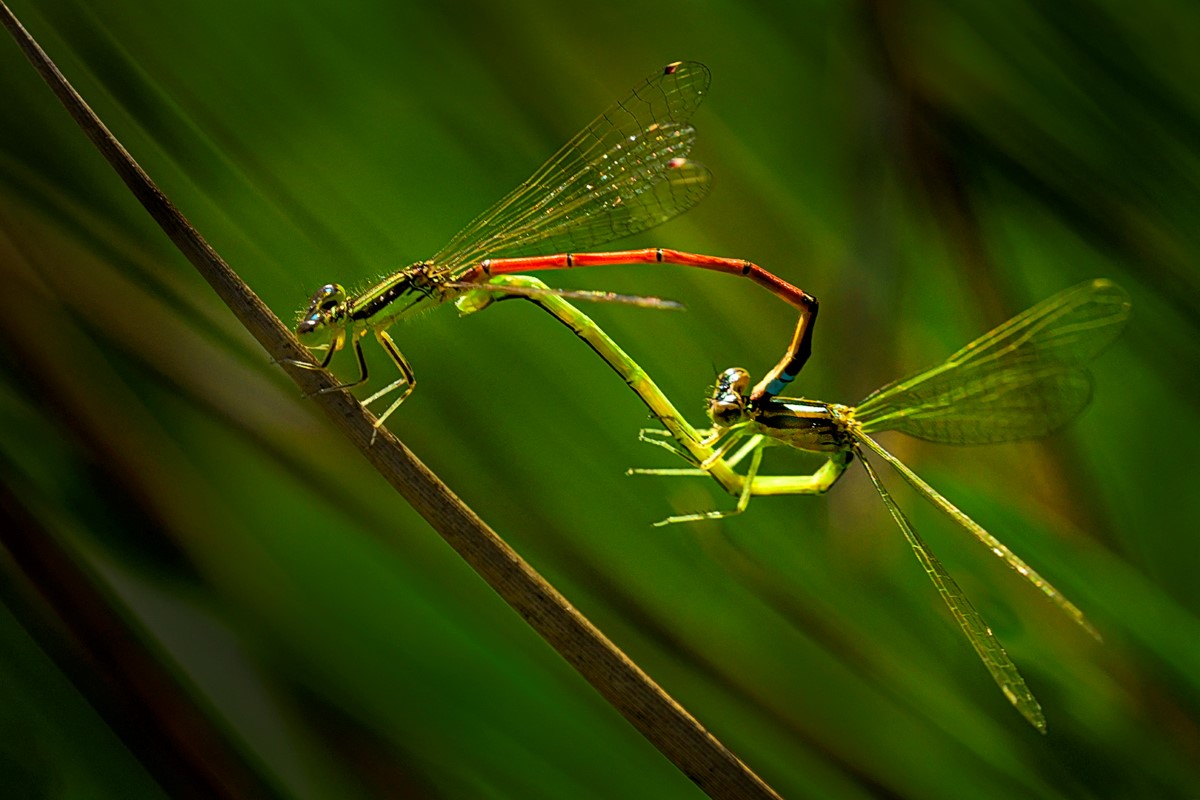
[289,61,1130,731]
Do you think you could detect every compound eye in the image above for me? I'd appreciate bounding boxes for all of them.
[709,397,745,427]
[296,313,323,335]
[298,283,347,335]
[708,367,751,427]
[711,367,751,399]
[315,283,345,310]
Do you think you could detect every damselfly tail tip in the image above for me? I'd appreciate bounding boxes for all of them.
[597,292,686,311]
[1079,617,1103,643]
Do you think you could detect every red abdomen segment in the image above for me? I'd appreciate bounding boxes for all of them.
[462,248,818,402]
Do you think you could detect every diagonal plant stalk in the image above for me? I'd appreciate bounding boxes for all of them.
[0,3,781,798]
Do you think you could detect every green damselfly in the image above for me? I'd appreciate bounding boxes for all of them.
[634,279,1132,731]
[291,62,816,437]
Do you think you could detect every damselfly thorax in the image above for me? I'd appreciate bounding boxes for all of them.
[297,262,453,344]
[706,365,853,455]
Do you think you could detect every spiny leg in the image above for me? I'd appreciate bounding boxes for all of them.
[744,452,850,497]
[287,333,370,397]
[277,341,334,370]
[640,444,852,524]
[363,329,416,443]
[699,425,756,469]
[631,431,760,473]
[281,333,363,397]
[312,334,373,395]
[649,436,853,525]
[634,428,701,464]
[651,441,766,527]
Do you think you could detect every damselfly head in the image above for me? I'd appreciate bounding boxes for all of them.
[296,283,348,342]
[708,367,751,428]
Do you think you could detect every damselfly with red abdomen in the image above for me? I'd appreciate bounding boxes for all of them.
[290,62,817,435]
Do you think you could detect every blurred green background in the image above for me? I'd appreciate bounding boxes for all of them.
[1,0,1198,797]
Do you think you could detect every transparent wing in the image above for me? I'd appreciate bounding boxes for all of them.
[433,62,713,272]
[853,430,1100,640]
[853,279,1131,444]
[859,366,1095,445]
[856,447,1047,732]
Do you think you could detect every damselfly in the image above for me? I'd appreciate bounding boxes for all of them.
[456,273,756,499]
[634,279,1132,731]
[292,62,816,435]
